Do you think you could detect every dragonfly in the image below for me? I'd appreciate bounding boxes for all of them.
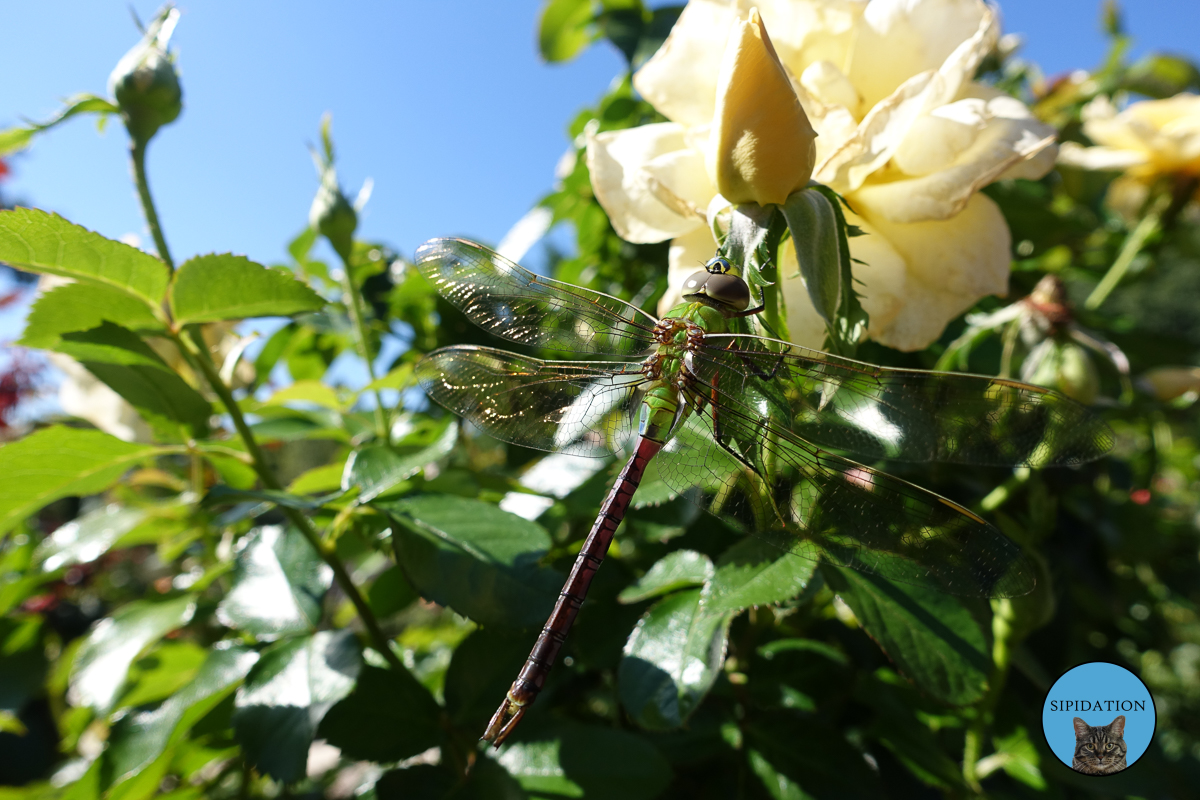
[412,237,1112,747]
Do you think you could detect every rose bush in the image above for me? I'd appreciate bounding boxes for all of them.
[587,0,1058,350]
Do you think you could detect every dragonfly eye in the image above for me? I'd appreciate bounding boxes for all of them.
[703,272,751,311]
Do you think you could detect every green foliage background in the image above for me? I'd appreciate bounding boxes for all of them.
[2,2,1199,798]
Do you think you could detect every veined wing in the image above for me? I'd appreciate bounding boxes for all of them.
[693,334,1113,467]
[416,346,645,458]
[654,379,1034,598]
[414,238,659,356]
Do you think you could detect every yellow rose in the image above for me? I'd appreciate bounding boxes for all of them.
[1059,93,1200,217]
[587,0,1057,351]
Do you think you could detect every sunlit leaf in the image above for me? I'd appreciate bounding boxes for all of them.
[0,208,168,306]
[824,566,990,705]
[232,630,361,783]
[19,283,163,349]
[539,0,595,62]
[216,526,332,639]
[343,420,457,502]
[34,504,148,572]
[617,549,713,604]
[704,537,815,614]
[618,588,731,730]
[68,596,196,714]
[382,495,562,628]
[169,254,325,324]
[0,426,166,535]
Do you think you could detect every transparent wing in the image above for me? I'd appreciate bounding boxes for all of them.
[416,346,645,457]
[654,381,1034,598]
[414,238,659,356]
[694,334,1113,467]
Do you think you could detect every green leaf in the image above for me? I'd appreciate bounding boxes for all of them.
[810,184,869,357]
[443,627,536,731]
[216,525,332,639]
[263,379,342,411]
[105,646,258,785]
[618,550,713,604]
[233,630,361,783]
[497,721,671,800]
[539,0,595,62]
[373,765,457,799]
[318,664,441,762]
[366,565,418,617]
[287,461,347,495]
[704,537,815,615]
[780,188,842,325]
[117,641,208,709]
[382,495,562,628]
[1123,52,1200,98]
[344,420,458,502]
[824,566,990,704]
[0,208,168,306]
[618,588,731,730]
[746,712,882,799]
[68,596,196,715]
[854,674,967,789]
[34,504,148,572]
[0,426,165,535]
[169,253,325,324]
[19,283,162,349]
[0,94,118,157]
[203,485,341,511]
[54,322,212,439]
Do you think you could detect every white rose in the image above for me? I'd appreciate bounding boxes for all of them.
[587,0,1058,351]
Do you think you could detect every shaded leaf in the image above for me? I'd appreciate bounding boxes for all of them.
[169,254,325,324]
[618,588,731,730]
[497,720,671,800]
[705,537,815,615]
[69,596,196,714]
[618,549,713,604]
[824,565,990,704]
[35,504,148,572]
[0,426,165,535]
[106,646,258,785]
[203,485,342,511]
[539,0,594,62]
[19,283,162,349]
[233,630,361,783]
[343,419,458,502]
[55,323,212,439]
[746,711,881,799]
[0,208,168,305]
[366,565,418,617]
[443,627,535,730]
[216,525,332,639]
[781,188,841,325]
[318,664,441,762]
[382,495,562,628]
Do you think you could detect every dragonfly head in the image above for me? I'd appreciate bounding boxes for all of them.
[682,256,751,312]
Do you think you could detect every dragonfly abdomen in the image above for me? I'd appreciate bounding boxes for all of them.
[482,435,664,746]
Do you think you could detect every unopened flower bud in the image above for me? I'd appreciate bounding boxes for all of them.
[108,6,183,145]
[1025,340,1100,405]
[707,8,817,207]
[310,170,357,263]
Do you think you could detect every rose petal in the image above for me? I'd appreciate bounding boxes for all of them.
[759,0,863,83]
[817,4,998,191]
[586,123,707,243]
[851,94,1057,223]
[853,194,1010,351]
[1057,142,1149,171]
[634,0,736,127]
[847,0,992,110]
[660,225,721,317]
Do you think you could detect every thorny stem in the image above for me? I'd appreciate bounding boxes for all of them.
[1085,193,1171,310]
[961,598,1018,793]
[128,138,402,673]
[130,140,174,271]
[337,253,389,441]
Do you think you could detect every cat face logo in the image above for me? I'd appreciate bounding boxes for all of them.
[1072,715,1128,775]
[1042,662,1156,776]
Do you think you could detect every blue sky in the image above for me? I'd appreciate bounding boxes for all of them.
[2,0,1199,380]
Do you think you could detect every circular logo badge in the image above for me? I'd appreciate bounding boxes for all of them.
[1042,661,1156,775]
